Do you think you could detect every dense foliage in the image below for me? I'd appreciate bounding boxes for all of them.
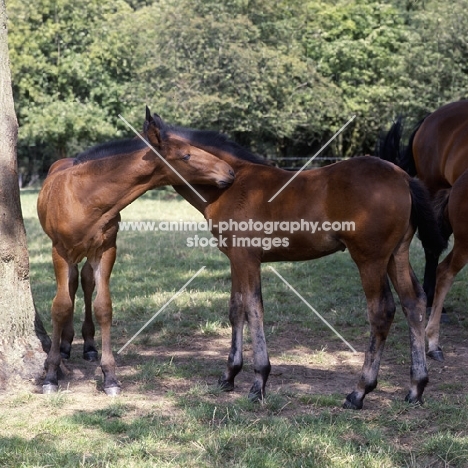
[7,0,468,181]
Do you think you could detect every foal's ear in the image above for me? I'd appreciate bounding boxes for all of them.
[151,112,163,129]
[143,110,163,148]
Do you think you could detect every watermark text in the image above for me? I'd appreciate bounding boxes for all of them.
[118,219,355,235]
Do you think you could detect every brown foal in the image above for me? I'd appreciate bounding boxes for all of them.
[37,109,234,395]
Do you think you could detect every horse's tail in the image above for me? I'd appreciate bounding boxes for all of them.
[377,117,426,177]
[409,178,448,258]
[376,116,403,164]
[432,188,453,240]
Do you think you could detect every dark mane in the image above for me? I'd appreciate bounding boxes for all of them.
[73,138,147,165]
[163,124,271,166]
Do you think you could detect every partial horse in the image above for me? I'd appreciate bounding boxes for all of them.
[379,100,468,361]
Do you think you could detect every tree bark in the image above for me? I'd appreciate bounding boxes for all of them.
[0,0,47,388]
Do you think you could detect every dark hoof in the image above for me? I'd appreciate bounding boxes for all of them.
[343,392,363,410]
[60,351,71,360]
[218,378,234,392]
[440,312,449,324]
[427,347,444,362]
[104,386,121,397]
[343,399,363,410]
[248,382,265,402]
[83,350,99,362]
[248,390,264,402]
[43,383,59,394]
[405,393,423,405]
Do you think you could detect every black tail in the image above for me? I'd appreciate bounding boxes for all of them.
[377,117,425,177]
[401,122,420,177]
[409,179,448,257]
[376,116,403,165]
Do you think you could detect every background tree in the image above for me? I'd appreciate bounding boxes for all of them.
[5,0,468,176]
[123,0,343,161]
[8,0,136,183]
[0,0,46,387]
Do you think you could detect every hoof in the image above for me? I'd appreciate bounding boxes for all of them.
[42,383,59,394]
[405,393,423,405]
[248,382,265,402]
[83,350,99,362]
[248,390,263,402]
[440,312,449,324]
[104,386,121,397]
[343,392,363,410]
[60,351,71,360]
[218,378,234,392]
[342,399,363,410]
[427,347,444,362]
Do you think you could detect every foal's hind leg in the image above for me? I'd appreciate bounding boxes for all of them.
[81,260,98,361]
[59,264,78,359]
[388,247,428,404]
[344,263,395,410]
[426,244,468,361]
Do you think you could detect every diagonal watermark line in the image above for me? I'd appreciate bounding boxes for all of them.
[268,266,357,353]
[117,266,206,354]
[268,115,356,202]
[118,114,208,202]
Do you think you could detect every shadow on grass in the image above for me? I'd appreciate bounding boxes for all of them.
[0,435,87,467]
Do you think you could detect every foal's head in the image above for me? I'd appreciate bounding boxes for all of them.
[143,108,234,188]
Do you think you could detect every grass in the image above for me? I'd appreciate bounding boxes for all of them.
[1,187,467,467]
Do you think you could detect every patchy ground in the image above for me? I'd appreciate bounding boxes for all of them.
[8,315,466,417]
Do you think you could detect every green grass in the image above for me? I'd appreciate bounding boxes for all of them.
[1,187,467,467]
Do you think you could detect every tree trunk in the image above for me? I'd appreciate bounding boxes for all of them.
[0,0,47,388]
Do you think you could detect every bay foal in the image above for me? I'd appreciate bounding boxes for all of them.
[38,110,234,394]
[155,115,445,409]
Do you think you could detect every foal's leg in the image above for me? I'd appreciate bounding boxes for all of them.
[59,264,78,359]
[81,260,98,361]
[219,252,271,401]
[43,247,75,393]
[423,249,440,310]
[218,271,245,391]
[388,247,428,404]
[426,244,468,361]
[90,246,120,395]
[245,280,271,402]
[344,262,395,410]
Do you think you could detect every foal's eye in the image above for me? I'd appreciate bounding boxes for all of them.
[182,154,191,161]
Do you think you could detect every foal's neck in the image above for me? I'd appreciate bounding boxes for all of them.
[75,148,163,216]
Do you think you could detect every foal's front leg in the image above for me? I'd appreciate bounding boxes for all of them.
[59,264,78,359]
[218,286,244,391]
[219,253,271,401]
[89,246,120,395]
[43,247,76,393]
